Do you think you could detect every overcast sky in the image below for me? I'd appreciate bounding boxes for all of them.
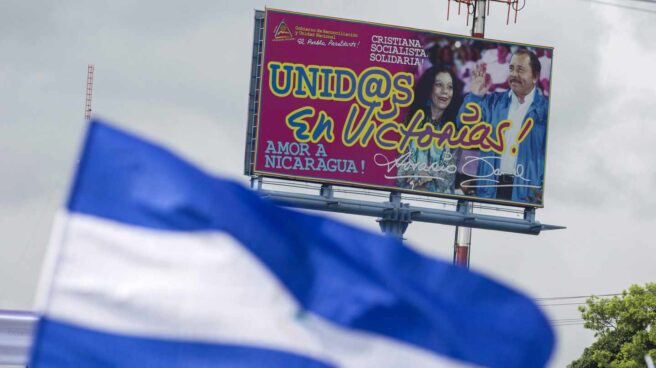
[1,0,655,366]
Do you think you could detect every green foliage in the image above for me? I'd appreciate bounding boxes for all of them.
[569,283,656,368]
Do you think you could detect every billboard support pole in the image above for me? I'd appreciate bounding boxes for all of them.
[250,175,263,190]
[453,0,486,268]
[320,184,334,199]
[524,208,536,222]
[471,0,487,38]
[377,191,411,239]
[259,187,564,235]
[453,200,473,267]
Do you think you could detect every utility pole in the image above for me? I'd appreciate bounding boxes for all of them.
[471,0,487,38]
[452,0,486,269]
[84,65,95,121]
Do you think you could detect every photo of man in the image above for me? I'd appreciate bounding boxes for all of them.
[458,48,549,205]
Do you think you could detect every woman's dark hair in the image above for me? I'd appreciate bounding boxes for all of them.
[406,66,463,126]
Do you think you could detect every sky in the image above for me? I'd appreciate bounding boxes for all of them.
[1,0,655,366]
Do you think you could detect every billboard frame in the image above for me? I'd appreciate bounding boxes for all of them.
[245,8,554,209]
[243,10,265,176]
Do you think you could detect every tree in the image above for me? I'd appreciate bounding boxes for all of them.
[569,283,656,368]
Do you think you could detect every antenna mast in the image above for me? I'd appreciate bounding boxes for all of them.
[84,65,95,121]
[447,0,524,29]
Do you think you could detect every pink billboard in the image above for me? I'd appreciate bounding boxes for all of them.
[252,9,553,207]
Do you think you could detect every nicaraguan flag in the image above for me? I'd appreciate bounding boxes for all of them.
[30,120,554,367]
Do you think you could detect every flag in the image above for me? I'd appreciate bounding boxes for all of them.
[30,120,554,367]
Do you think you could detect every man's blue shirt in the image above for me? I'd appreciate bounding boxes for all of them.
[457,88,549,205]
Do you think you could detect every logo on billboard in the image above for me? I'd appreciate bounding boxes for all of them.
[273,19,294,41]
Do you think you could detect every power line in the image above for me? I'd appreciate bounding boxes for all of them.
[551,318,586,326]
[585,0,656,14]
[535,293,622,301]
[619,0,656,4]
[553,322,586,327]
[540,301,589,307]
[541,291,630,327]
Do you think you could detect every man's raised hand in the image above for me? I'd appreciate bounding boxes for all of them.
[470,63,490,97]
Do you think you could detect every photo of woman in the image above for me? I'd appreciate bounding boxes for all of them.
[397,66,463,193]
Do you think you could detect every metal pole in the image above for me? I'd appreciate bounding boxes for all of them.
[0,310,37,366]
[261,188,564,235]
[84,64,94,121]
[377,191,410,240]
[250,175,262,190]
[454,0,486,268]
[472,0,487,38]
[453,201,473,267]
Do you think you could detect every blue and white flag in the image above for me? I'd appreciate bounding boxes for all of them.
[30,120,554,367]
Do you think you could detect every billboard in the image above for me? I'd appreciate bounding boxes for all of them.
[250,9,553,207]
